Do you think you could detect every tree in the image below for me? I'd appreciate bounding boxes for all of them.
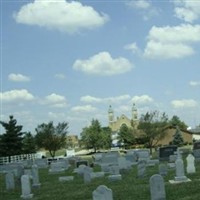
[0,115,24,158]
[80,119,111,152]
[138,111,168,154]
[169,115,187,130]
[100,127,112,149]
[171,126,184,146]
[22,132,36,154]
[118,124,135,149]
[35,121,68,157]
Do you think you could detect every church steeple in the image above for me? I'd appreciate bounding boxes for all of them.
[132,103,138,121]
[108,105,114,122]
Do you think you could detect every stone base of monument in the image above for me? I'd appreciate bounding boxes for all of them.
[32,183,41,188]
[108,174,122,181]
[21,193,33,199]
[169,177,191,184]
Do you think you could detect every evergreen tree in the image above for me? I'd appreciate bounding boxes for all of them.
[172,126,184,146]
[22,132,36,154]
[0,115,24,157]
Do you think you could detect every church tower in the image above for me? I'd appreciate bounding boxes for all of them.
[108,105,114,122]
[132,103,138,121]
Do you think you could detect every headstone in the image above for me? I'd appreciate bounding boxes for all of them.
[109,165,120,175]
[159,164,168,176]
[159,146,177,161]
[186,154,196,174]
[5,171,15,190]
[93,185,113,200]
[59,176,74,182]
[108,174,122,181]
[193,141,200,161]
[175,156,188,181]
[24,169,32,179]
[76,160,88,168]
[17,164,24,180]
[136,150,150,162]
[34,158,48,168]
[118,157,128,170]
[20,175,33,199]
[49,162,65,174]
[169,155,176,163]
[84,171,92,183]
[150,174,166,200]
[137,160,146,178]
[32,164,41,187]
[91,172,105,179]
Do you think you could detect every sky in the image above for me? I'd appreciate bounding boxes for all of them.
[1,0,200,136]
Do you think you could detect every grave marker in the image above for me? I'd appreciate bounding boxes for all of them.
[150,174,166,200]
[20,175,33,199]
[93,185,113,200]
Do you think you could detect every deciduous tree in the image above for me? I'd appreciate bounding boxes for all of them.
[35,121,68,157]
[138,111,168,154]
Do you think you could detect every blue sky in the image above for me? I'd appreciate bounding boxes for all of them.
[1,0,200,136]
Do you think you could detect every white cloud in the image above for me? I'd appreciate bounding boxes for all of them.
[189,81,200,86]
[8,73,30,82]
[73,52,133,76]
[173,0,200,23]
[80,96,102,103]
[131,95,154,105]
[127,0,151,9]
[54,73,66,80]
[0,89,34,103]
[144,24,200,59]
[71,105,97,113]
[43,93,67,108]
[124,42,140,54]
[80,95,131,104]
[171,99,198,108]
[13,0,109,34]
[126,0,159,20]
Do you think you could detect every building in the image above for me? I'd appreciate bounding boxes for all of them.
[155,126,193,146]
[108,103,139,132]
[108,104,139,146]
[66,135,79,148]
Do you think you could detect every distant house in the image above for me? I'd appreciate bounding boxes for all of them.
[156,126,193,146]
[66,135,79,148]
[190,126,200,141]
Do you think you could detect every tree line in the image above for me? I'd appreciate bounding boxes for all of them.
[0,111,189,159]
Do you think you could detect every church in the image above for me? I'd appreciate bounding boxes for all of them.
[107,104,193,147]
[108,104,139,146]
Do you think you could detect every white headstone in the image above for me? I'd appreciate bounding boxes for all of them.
[93,185,113,200]
[186,154,196,174]
[175,156,187,181]
[32,164,41,187]
[118,157,128,170]
[20,175,33,199]
[137,160,146,178]
[6,171,15,190]
[150,174,166,200]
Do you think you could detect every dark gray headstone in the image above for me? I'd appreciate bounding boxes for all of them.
[159,146,177,161]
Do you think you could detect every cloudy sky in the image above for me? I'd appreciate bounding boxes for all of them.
[1,0,200,136]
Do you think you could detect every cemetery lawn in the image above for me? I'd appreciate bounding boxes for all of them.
[0,157,200,200]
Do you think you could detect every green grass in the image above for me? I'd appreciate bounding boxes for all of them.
[0,157,200,200]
